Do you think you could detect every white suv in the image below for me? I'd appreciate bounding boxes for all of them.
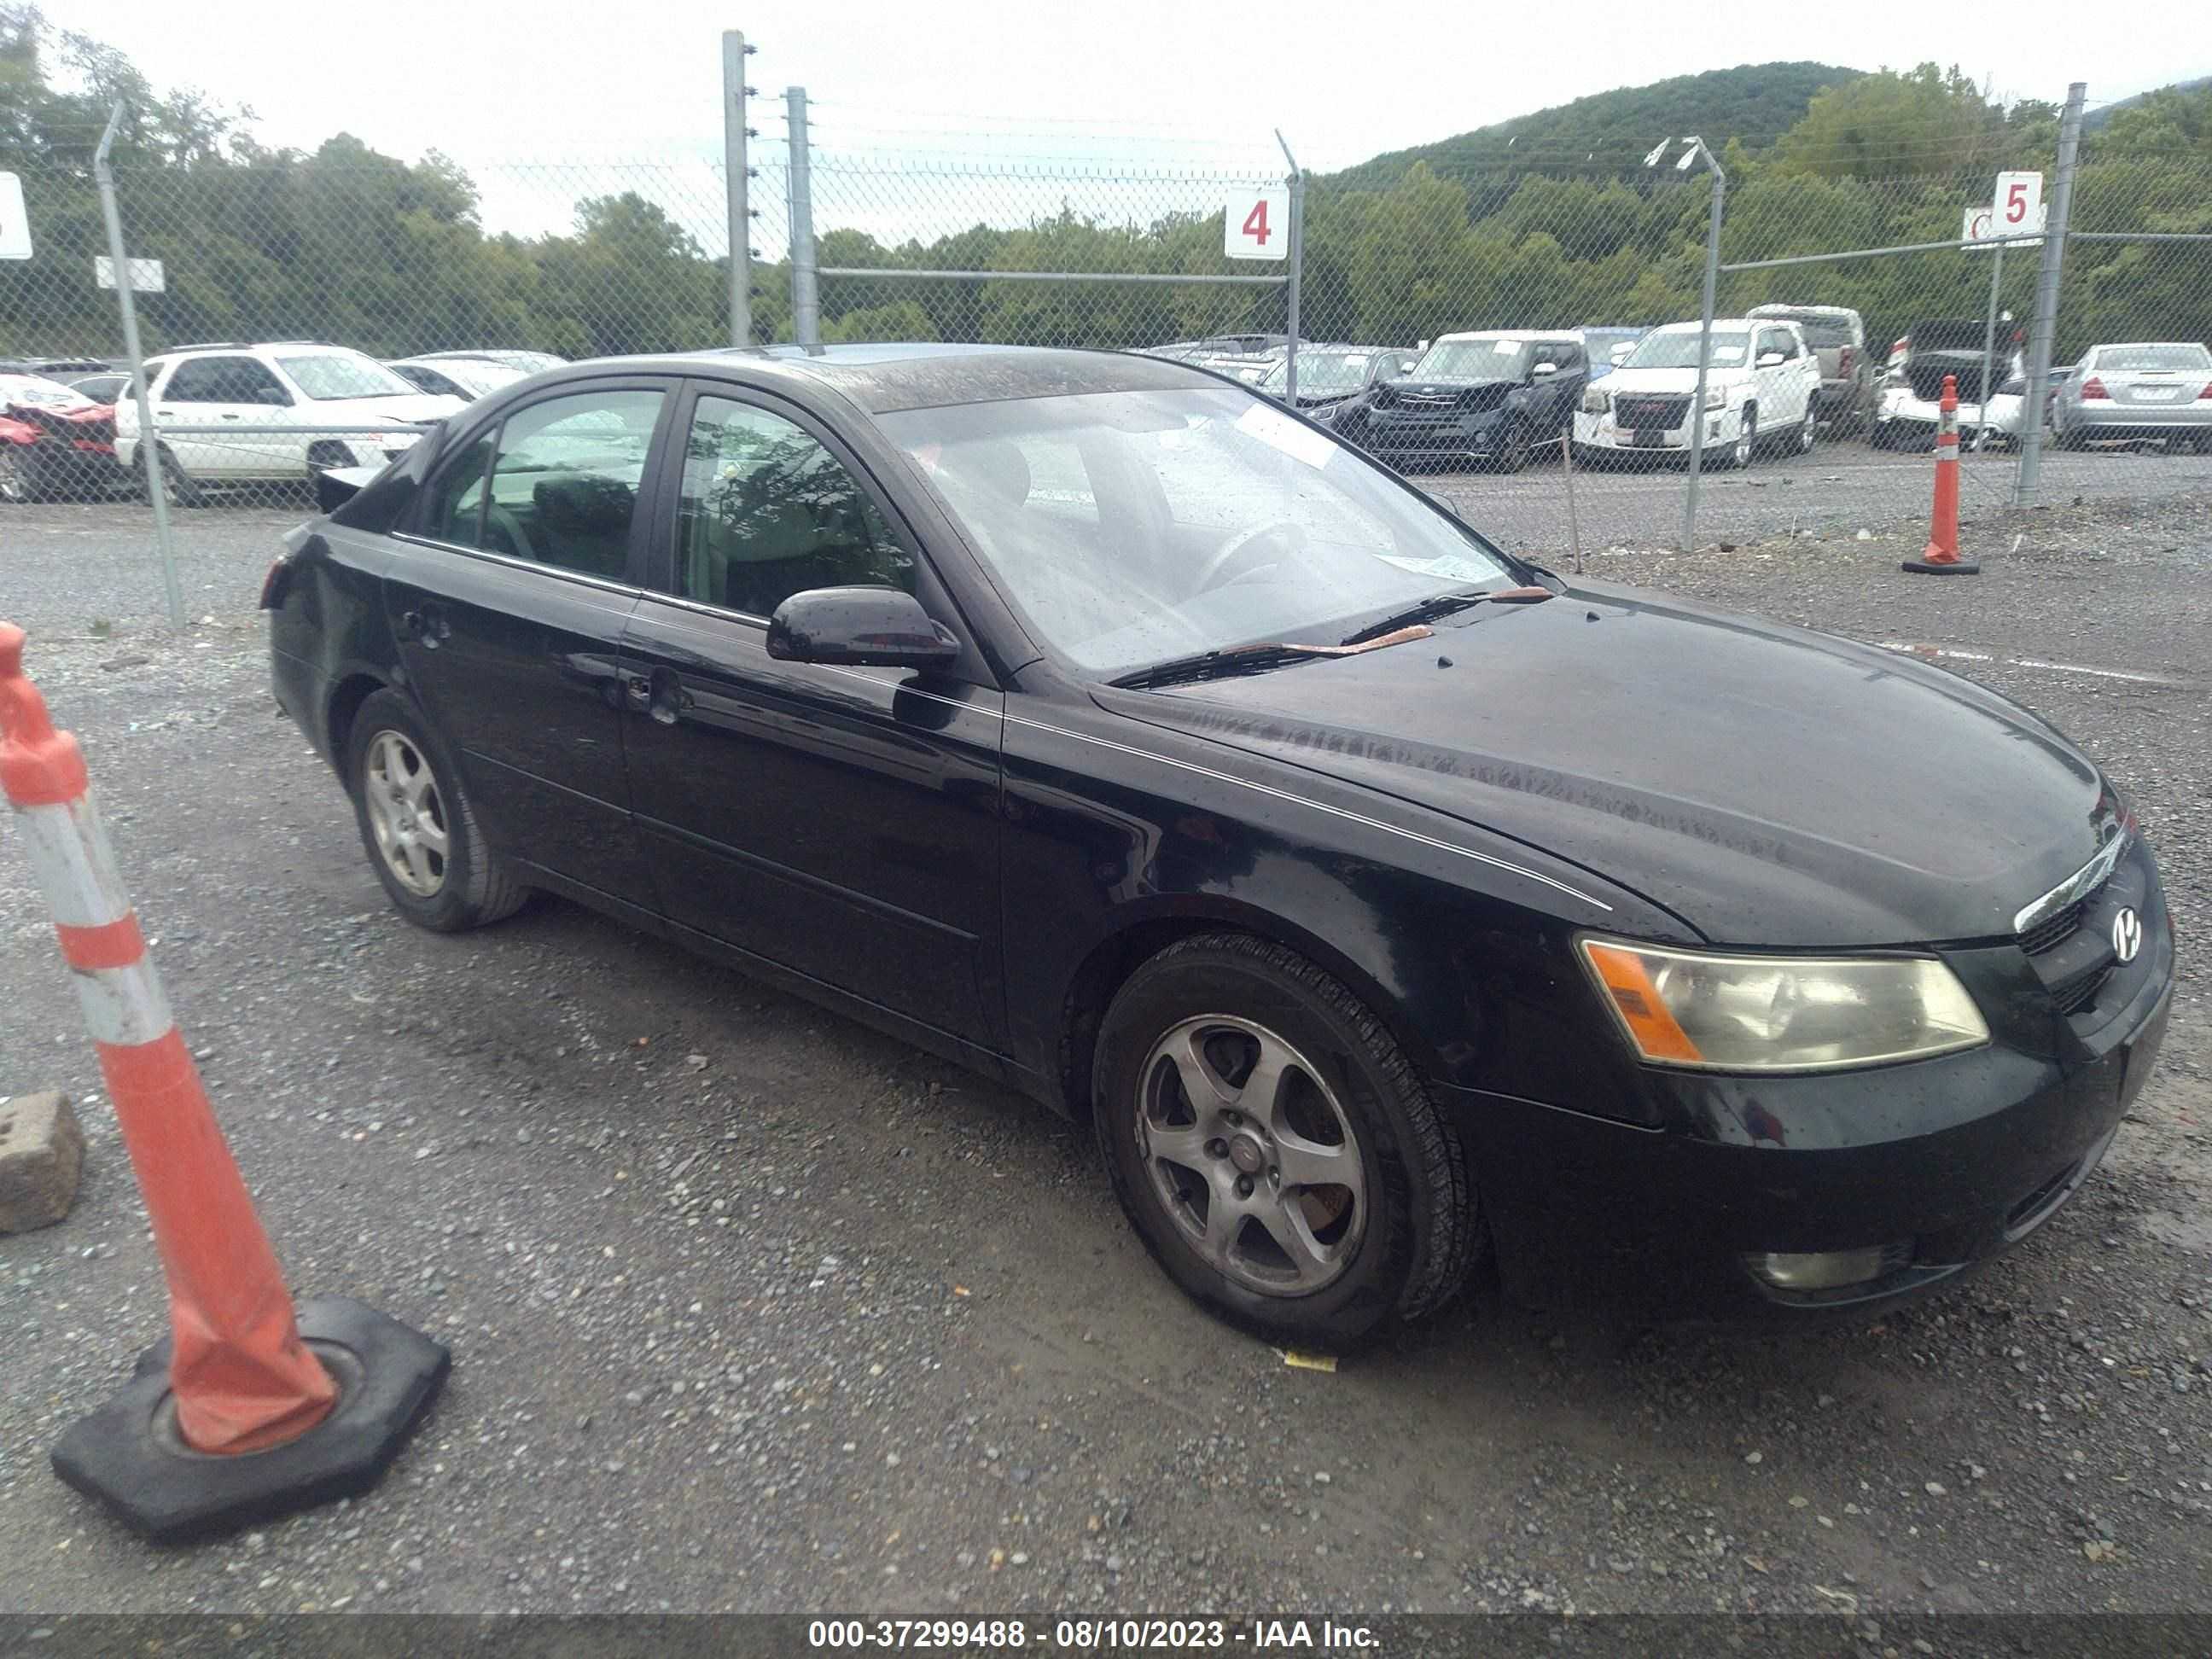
[114,342,467,502]
[1572,317,1822,468]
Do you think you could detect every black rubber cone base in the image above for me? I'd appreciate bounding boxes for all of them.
[50,1296,450,1545]
[1901,556,1982,575]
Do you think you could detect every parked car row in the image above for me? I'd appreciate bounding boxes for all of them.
[0,340,567,503]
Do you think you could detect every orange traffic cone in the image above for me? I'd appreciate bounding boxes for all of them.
[1,622,449,1541]
[1901,374,1981,575]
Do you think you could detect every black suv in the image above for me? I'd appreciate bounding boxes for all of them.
[1343,332,1589,472]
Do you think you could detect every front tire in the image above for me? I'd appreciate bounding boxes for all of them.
[1492,422,1530,474]
[1723,405,1757,469]
[140,445,203,507]
[0,446,34,504]
[1093,934,1479,1349]
[346,688,528,932]
[1794,407,1818,456]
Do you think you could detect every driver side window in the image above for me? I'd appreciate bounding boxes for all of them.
[675,396,914,619]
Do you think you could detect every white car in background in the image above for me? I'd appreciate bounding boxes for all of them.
[114,341,466,503]
[386,352,533,402]
[1573,317,1821,467]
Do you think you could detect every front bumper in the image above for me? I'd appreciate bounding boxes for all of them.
[1365,408,1515,458]
[1452,838,2175,1319]
[1572,405,1738,454]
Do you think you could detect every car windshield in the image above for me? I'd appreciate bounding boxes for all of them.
[1756,311,1854,347]
[1411,339,1529,381]
[1625,331,1750,370]
[2093,343,2212,371]
[422,358,527,398]
[1261,352,1372,394]
[880,386,1516,677]
[276,352,420,400]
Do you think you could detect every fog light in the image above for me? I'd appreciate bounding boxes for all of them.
[1745,1245,1904,1292]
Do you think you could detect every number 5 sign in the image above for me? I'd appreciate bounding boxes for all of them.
[1992,171,2046,239]
[1224,187,1289,260]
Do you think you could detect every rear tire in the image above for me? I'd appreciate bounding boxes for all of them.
[1093,933,1480,1349]
[346,688,529,933]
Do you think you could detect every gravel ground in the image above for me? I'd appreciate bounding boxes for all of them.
[0,492,2207,1620]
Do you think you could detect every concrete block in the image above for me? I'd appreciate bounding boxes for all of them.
[0,1091,84,1233]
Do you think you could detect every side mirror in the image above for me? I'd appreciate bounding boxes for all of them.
[1531,360,1559,377]
[1610,343,1634,364]
[766,587,960,670]
[1755,352,1786,369]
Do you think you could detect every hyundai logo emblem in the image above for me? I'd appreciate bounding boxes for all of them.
[2111,907,2142,964]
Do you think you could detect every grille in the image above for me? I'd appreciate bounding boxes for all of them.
[1616,395,1690,428]
[2053,966,2111,1017]
[2018,898,2087,956]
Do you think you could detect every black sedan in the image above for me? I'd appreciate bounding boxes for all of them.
[265,344,2174,1348]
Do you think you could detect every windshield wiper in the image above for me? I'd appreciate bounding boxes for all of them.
[1109,622,1444,690]
[1108,643,1330,691]
[1338,583,1553,646]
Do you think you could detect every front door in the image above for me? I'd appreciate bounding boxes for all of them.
[154,353,290,479]
[381,381,673,905]
[620,385,1005,1045]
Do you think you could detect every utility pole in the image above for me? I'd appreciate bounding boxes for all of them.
[788,87,819,349]
[2015,82,2085,506]
[1668,137,1727,554]
[722,32,757,348]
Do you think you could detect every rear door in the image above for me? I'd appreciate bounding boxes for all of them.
[381,378,675,905]
[618,381,1006,1045]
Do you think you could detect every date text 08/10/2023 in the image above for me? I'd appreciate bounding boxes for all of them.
[805,1618,1382,1650]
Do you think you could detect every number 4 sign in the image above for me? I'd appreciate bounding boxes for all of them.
[1225,187,1289,260]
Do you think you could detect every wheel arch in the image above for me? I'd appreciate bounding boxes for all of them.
[1052,894,1448,1127]
[324,669,397,777]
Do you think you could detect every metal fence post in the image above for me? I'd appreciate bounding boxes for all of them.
[2015,81,2086,507]
[1682,143,1726,555]
[1276,131,1301,404]
[91,102,182,632]
[722,31,754,349]
[1974,242,2005,449]
[789,87,820,350]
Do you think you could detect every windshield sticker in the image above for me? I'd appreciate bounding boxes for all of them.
[1495,340,1520,354]
[1234,402,1336,470]
[1711,345,1746,364]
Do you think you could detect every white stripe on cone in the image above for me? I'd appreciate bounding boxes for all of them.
[71,957,175,1048]
[9,795,133,928]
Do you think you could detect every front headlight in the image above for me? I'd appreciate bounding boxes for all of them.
[1580,387,1610,415]
[1703,385,1726,410]
[1578,938,1988,1073]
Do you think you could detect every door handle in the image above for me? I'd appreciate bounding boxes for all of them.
[219,412,241,421]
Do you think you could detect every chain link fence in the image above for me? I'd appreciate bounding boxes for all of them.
[3,80,2208,621]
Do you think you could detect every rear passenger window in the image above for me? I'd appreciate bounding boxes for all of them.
[483,391,663,579]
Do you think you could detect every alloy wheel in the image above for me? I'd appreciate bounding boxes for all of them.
[361,729,451,896]
[0,449,26,504]
[1731,411,1756,469]
[1135,1015,1366,1296]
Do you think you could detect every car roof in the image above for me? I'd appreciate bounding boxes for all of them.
[556,342,1224,415]
[1747,304,1858,316]
[1650,318,1779,333]
[1430,329,1579,344]
[2087,341,2209,351]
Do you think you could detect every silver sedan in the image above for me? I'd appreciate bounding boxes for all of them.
[2051,342,2212,451]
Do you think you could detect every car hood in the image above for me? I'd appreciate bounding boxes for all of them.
[1103,582,2108,946]
[311,393,468,424]
[1601,367,1735,395]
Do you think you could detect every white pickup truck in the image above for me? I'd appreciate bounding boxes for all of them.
[1573,317,1823,468]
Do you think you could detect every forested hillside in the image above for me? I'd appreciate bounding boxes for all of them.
[3,6,2207,370]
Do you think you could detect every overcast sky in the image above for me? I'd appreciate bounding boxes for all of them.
[68,0,2212,247]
